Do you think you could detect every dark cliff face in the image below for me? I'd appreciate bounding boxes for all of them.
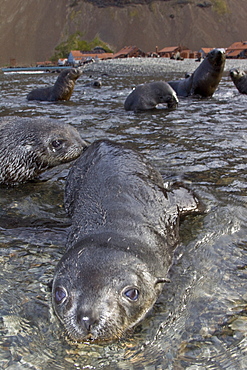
[0,0,247,66]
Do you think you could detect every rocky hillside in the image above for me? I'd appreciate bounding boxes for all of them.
[0,0,247,66]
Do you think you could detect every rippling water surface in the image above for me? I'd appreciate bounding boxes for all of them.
[0,58,247,369]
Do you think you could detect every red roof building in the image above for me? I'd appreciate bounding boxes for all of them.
[226,41,247,58]
[67,50,113,65]
[158,45,196,59]
[198,48,215,58]
[158,46,181,58]
[112,46,146,58]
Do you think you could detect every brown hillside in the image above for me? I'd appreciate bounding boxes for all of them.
[0,0,247,66]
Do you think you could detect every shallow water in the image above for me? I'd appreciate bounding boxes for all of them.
[0,57,247,369]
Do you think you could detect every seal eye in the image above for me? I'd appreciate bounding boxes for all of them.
[123,288,139,301]
[51,140,63,149]
[54,287,67,304]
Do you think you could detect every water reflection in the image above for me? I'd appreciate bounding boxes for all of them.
[0,58,247,369]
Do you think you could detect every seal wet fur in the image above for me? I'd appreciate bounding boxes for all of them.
[27,68,82,101]
[229,68,247,94]
[124,81,178,112]
[0,117,87,185]
[168,48,226,97]
[52,140,203,342]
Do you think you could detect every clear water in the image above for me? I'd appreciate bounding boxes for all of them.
[0,58,247,369]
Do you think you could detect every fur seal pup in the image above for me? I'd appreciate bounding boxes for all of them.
[27,68,82,101]
[229,68,247,94]
[124,81,178,112]
[168,48,226,97]
[0,117,87,185]
[52,140,202,342]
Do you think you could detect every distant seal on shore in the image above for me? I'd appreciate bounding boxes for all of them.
[124,81,178,112]
[52,139,203,342]
[0,117,87,185]
[229,68,247,94]
[168,48,226,97]
[27,68,82,101]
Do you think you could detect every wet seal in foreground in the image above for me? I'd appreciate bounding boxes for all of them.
[124,81,178,112]
[168,48,226,97]
[229,68,247,94]
[52,139,204,342]
[27,68,82,101]
[0,117,87,185]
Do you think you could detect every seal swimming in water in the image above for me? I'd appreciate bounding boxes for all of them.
[52,140,203,342]
[0,117,87,185]
[229,68,247,94]
[168,48,226,97]
[85,79,102,88]
[27,68,82,101]
[124,81,178,112]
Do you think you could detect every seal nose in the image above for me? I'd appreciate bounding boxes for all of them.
[77,310,99,332]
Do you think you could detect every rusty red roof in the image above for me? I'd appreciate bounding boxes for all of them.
[80,52,113,59]
[227,41,247,50]
[158,46,180,53]
[200,47,214,53]
[227,49,244,57]
[69,50,113,60]
[70,50,83,59]
[112,46,142,58]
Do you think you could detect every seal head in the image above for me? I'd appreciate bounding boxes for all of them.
[52,237,166,341]
[229,68,247,94]
[0,117,87,185]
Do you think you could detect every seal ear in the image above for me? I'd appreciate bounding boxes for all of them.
[155,277,170,285]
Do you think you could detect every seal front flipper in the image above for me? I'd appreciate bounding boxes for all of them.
[165,183,205,217]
